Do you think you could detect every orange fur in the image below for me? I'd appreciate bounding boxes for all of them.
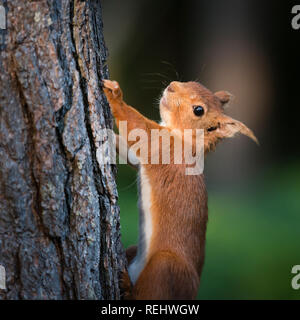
[103,79,257,300]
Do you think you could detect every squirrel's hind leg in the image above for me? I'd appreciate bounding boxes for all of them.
[120,245,138,300]
[126,245,138,264]
[132,251,199,300]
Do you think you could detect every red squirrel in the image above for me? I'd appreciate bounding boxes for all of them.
[103,79,257,300]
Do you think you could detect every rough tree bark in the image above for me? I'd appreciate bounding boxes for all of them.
[0,0,126,299]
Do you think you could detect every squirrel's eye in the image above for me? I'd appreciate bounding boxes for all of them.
[193,106,205,117]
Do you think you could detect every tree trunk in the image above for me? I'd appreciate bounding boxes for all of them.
[0,0,126,299]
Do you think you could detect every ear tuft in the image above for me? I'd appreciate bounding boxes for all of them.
[214,91,232,104]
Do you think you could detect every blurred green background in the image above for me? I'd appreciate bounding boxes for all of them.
[102,0,300,299]
[117,164,300,299]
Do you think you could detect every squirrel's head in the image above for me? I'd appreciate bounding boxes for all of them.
[159,81,258,152]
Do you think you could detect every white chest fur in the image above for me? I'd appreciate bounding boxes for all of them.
[128,166,153,284]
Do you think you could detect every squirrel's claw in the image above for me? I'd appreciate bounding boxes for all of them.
[103,79,122,100]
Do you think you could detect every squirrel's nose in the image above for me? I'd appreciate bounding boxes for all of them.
[167,81,181,93]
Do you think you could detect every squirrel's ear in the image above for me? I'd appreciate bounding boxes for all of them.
[217,114,259,145]
[214,91,232,104]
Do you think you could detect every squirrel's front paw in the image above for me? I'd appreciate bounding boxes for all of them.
[103,79,122,101]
